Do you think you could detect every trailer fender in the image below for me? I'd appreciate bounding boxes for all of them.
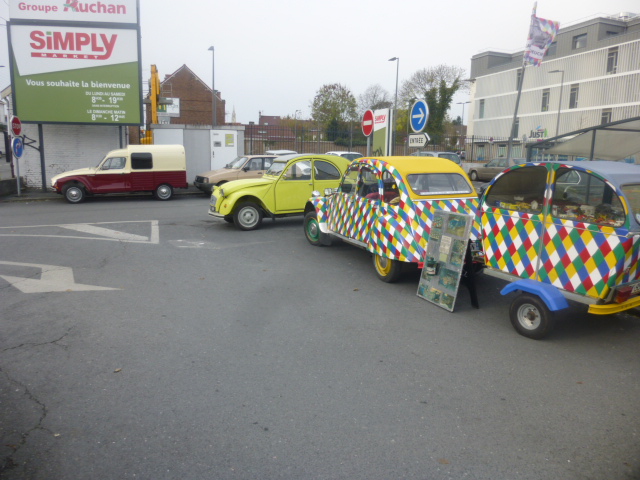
[501,279,569,312]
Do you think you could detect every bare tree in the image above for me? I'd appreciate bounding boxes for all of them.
[357,84,392,117]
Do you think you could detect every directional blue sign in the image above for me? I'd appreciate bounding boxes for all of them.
[410,100,429,133]
[12,137,24,159]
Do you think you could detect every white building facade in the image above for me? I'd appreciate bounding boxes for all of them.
[467,12,640,161]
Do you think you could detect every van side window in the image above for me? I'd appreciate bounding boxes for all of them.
[551,168,625,227]
[485,166,546,213]
[132,153,153,170]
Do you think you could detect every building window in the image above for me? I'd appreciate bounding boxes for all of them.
[572,33,587,49]
[601,108,612,124]
[479,99,485,119]
[569,84,579,109]
[541,89,550,112]
[607,47,618,74]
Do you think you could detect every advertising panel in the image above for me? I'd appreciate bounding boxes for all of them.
[371,108,392,157]
[8,0,142,125]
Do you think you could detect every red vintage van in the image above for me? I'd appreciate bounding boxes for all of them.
[51,144,187,203]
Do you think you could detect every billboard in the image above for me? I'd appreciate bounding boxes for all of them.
[372,108,392,156]
[8,0,142,125]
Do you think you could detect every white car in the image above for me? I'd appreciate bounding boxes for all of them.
[325,151,363,161]
[265,149,298,156]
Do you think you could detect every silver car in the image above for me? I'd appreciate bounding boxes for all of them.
[468,158,526,182]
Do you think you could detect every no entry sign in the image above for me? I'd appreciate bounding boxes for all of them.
[362,110,374,137]
[11,116,22,137]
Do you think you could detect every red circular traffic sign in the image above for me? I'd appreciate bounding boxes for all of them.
[362,110,374,137]
[11,116,22,137]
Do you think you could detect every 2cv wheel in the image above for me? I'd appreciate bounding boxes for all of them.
[233,202,263,231]
[63,184,86,204]
[372,254,402,283]
[303,211,332,246]
[509,293,556,340]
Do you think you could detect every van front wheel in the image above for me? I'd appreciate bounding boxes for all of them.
[63,184,86,204]
[154,184,173,200]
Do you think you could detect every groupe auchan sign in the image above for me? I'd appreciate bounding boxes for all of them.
[10,0,138,24]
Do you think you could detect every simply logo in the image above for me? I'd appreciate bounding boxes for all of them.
[29,30,118,60]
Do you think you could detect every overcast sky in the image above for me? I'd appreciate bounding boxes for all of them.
[1,0,639,124]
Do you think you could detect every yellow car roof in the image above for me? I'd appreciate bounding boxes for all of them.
[360,156,477,199]
[369,156,464,175]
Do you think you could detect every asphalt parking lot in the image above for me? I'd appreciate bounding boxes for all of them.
[1,195,639,480]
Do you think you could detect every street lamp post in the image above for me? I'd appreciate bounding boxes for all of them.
[549,69,565,138]
[208,46,216,127]
[294,109,301,152]
[389,57,399,156]
[456,101,471,125]
[248,121,254,154]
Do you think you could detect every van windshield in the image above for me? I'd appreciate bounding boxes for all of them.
[96,157,107,168]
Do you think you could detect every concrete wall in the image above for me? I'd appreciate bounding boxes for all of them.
[18,123,122,190]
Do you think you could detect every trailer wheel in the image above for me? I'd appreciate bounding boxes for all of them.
[509,293,556,340]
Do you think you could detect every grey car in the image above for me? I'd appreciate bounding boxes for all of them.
[468,158,526,182]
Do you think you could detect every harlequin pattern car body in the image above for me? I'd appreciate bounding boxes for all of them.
[305,156,478,270]
[475,161,640,316]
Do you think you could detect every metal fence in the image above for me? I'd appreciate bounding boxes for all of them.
[242,125,528,163]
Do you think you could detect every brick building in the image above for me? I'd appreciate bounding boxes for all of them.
[156,64,225,126]
[130,64,226,143]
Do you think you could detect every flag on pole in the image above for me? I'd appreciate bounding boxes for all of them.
[523,7,559,66]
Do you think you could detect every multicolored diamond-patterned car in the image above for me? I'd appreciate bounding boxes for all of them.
[474,160,640,338]
[303,156,478,282]
[306,157,640,340]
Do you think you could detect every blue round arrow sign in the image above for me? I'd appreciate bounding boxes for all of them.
[410,100,429,133]
[12,137,24,159]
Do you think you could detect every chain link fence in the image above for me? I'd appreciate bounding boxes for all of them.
[243,125,529,163]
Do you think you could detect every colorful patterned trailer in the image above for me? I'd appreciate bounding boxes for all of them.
[475,161,640,339]
[304,156,479,282]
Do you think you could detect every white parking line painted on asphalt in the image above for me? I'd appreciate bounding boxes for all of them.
[0,261,120,293]
[169,239,272,249]
[0,221,160,244]
[61,224,150,242]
